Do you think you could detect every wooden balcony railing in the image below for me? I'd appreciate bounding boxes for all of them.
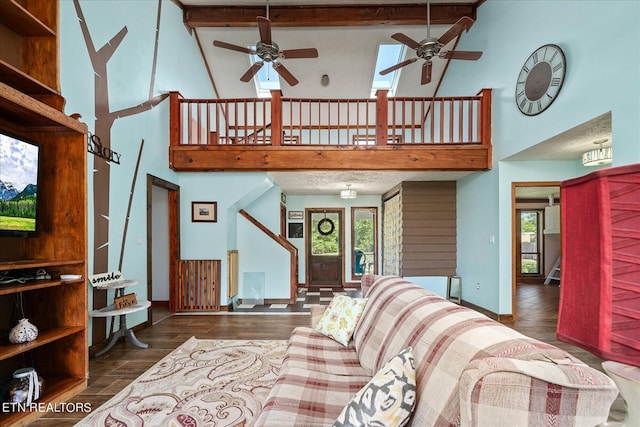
[169,89,492,172]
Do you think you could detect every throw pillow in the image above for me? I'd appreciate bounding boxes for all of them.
[332,347,416,427]
[315,295,368,346]
[310,304,327,329]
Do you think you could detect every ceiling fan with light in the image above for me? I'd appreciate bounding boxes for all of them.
[212,1,318,87]
[380,0,482,85]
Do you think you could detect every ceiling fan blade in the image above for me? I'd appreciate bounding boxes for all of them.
[281,48,319,59]
[391,33,422,50]
[240,62,264,82]
[257,16,272,45]
[380,58,418,75]
[421,61,432,85]
[213,40,253,55]
[437,16,475,46]
[442,50,483,60]
[273,63,299,86]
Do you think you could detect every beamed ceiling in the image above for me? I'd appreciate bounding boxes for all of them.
[175,0,612,197]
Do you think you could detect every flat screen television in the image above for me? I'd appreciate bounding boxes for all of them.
[0,131,40,237]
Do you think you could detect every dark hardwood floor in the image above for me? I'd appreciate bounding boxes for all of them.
[30,283,625,425]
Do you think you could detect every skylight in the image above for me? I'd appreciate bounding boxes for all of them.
[250,48,281,97]
[371,43,406,97]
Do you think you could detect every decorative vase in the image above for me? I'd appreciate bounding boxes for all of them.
[7,367,43,405]
[9,318,38,344]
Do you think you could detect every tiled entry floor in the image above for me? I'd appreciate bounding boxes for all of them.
[233,287,362,313]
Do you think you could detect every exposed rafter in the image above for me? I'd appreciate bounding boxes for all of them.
[183,3,479,28]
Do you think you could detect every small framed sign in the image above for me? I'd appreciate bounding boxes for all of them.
[288,210,303,220]
[114,293,138,310]
[192,201,217,222]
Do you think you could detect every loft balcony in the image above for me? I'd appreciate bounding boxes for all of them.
[169,89,492,172]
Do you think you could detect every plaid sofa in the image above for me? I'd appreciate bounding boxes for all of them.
[254,275,618,426]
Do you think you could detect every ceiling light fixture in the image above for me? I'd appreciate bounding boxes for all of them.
[340,184,357,199]
[582,139,612,167]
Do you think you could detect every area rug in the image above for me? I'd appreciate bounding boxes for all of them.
[76,337,287,427]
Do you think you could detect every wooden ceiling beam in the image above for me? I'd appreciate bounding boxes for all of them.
[183,4,478,28]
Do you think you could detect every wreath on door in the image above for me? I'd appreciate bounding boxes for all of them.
[317,217,335,236]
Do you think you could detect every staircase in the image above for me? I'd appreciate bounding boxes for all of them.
[544,257,561,285]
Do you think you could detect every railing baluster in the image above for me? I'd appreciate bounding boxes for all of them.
[410,98,415,144]
[467,99,472,143]
[291,99,295,144]
[346,100,350,145]
[447,99,452,143]
[391,98,396,143]
[188,102,193,145]
[402,98,405,143]
[318,100,321,144]
[225,102,229,144]
[176,92,488,147]
[233,101,237,144]
[243,100,248,144]
[308,100,311,144]
[458,99,463,143]
[328,101,331,145]
[439,98,444,143]
[430,98,435,143]
[363,99,367,142]
[421,99,425,144]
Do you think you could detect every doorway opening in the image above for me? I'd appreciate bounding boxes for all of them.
[511,182,561,320]
[306,208,344,289]
[351,207,378,280]
[146,175,180,325]
[517,209,544,278]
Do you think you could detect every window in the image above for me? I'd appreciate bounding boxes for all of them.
[371,43,406,97]
[519,210,543,275]
[351,207,378,279]
[250,49,281,97]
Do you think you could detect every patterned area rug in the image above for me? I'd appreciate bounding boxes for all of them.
[76,337,287,426]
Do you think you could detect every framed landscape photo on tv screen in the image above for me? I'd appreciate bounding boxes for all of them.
[0,131,40,237]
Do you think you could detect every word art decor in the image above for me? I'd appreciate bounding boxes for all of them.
[87,133,121,164]
[114,293,138,310]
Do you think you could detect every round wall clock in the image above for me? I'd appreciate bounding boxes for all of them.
[515,44,566,116]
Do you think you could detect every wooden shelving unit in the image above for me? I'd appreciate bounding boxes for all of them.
[0,1,56,37]
[0,3,88,425]
[0,0,63,110]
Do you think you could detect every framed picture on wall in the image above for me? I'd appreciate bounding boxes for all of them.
[289,222,303,238]
[288,210,303,220]
[192,201,217,222]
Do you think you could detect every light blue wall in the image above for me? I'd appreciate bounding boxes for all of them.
[179,172,280,304]
[60,0,215,343]
[441,0,640,314]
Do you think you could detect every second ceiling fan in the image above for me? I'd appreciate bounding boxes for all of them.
[380,1,483,85]
[213,3,318,87]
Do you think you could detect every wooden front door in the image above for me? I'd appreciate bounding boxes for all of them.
[307,209,344,289]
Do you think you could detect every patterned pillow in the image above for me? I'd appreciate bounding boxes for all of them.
[315,295,368,346]
[332,347,416,427]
